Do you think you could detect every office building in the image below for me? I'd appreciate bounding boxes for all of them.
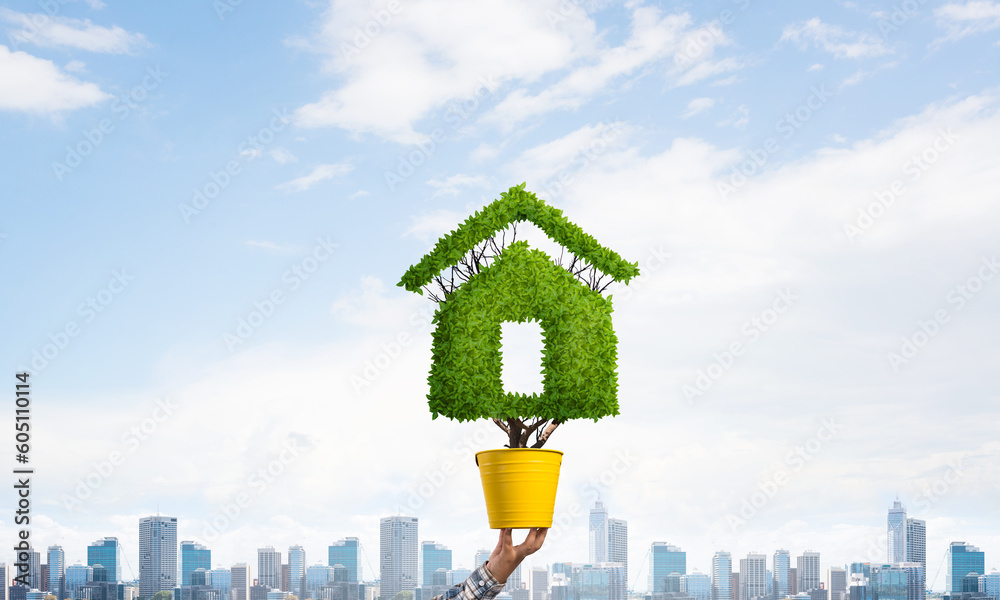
[207,568,231,599]
[773,551,790,600]
[66,564,94,599]
[47,546,65,599]
[573,563,625,600]
[946,543,985,594]
[448,569,471,587]
[797,553,820,593]
[257,548,281,590]
[181,543,211,587]
[421,543,451,587]
[289,547,306,599]
[475,551,492,570]
[329,539,361,583]
[307,565,334,598]
[906,520,926,572]
[888,500,907,564]
[650,544,686,593]
[139,516,178,599]
[871,563,923,600]
[828,568,846,600]
[89,539,123,584]
[713,552,733,600]
[27,550,42,593]
[608,519,628,585]
[531,567,548,600]
[740,555,766,600]
[380,516,418,599]
[978,570,1000,600]
[682,571,712,600]
[590,501,609,564]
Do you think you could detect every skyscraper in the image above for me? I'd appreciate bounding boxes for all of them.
[257,548,281,590]
[740,554,766,600]
[329,539,361,583]
[208,567,232,599]
[88,538,122,583]
[608,519,629,585]
[180,542,211,586]
[380,516,418,600]
[827,568,846,600]
[945,542,985,594]
[531,567,549,600]
[682,571,712,600]
[474,550,491,569]
[47,546,65,599]
[421,542,452,587]
[289,546,307,599]
[887,500,907,564]
[27,550,42,592]
[232,563,248,600]
[773,551,790,600]
[797,553,820,593]
[139,515,178,599]
[590,501,609,564]
[906,519,926,573]
[66,564,93,599]
[650,544,686,594]
[712,552,733,600]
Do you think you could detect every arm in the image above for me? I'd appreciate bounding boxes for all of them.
[431,528,548,600]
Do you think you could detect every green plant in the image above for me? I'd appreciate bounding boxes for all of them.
[399,184,638,448]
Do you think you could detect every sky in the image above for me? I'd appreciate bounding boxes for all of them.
[1,0,1000,593]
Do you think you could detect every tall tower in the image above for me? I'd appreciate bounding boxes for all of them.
[88,538,122,583]
[329,538,361,582]
[380,516,418,599]
[887,500,907,564]
[906,519,926,575]
[47,546,65,599]
[772,550,790,600]
[531,567,549,600]
[257,547,281,589]
[712,552,732,600]
[608,518,629,585]
[945,542,984,593]
[649,543,686,593]
[180,542,211,586]
[421,542,452,586]
[826,567,846,600]
[796,552,820,593]
[590,501,609,564]
[740,554,766,600]
[139,515,178,599]
[231,563,248,600]
[289,546,307,598]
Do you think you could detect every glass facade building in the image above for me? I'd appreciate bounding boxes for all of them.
[946,543,985,594]
[88,539,122,584]
[421,543,452,587]
[181,542,211,587]
[650,543,686,593]
[329,539,361,583]
[773,551,790,600]
[139,516,178,599]
[712,552,733,600]
[682,572,712,600]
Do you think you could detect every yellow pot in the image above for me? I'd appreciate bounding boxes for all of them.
[475,448,564,528]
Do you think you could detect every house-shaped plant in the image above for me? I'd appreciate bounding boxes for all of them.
[398,183,639,527]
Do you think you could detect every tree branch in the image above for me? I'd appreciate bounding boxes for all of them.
[530,420,561,448]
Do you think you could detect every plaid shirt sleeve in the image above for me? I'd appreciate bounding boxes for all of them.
[430,562,506,600]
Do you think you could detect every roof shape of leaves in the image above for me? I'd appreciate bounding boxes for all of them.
[398,183,640,293]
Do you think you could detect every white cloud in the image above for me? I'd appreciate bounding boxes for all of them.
[275,163,353,192]
[246,240,287,252]
[0,44,109,115]
[682,97,715,118]
[1,9,146,54]
[402,208,466,243]
[269,147,299,164]
[934,1,1000,44]
[504,121,631,189]
[781,17,891,59]
[717,103,749,129]
[426,174,494,196]
[808,63,825,71]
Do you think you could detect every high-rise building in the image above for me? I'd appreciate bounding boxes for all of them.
[282,563,290,594]
[872,563,923,600]
[289,546,307,599]
[505,565,523,594]
[474,551,491,570]
[590,501,609,564]
[139,516,178,599]
[573,563,626,600]
[905,520,926,574]
[649,544,686,593]
[232,564,248,600]
[47,546,65,598]
[979,570,1000,600]
[945,543,985,594]
[887,500,907,564]
[380,516,418,600]
[827,568,846,600]
[307,565,334,598]
[180,542,211,587]
[531,567,549,600]
[797,553,820,593]
[790,569,798,596]
[257,548,281,590]
[207,568,232,599]
[712,552,733,600]
[421,543,452,587]
[88,538,123,583]
[329,539,361,583]
[740,555,766,600]
[682,571,712,600]
[66,564,94,599]
[27,550,42,592]
[773,551,790,600]
[608,519,628,586]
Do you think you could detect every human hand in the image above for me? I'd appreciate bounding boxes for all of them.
[485,528,548,584]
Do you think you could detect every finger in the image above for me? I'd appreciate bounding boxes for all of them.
[502,527,514,549]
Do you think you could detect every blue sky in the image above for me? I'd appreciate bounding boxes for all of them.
[2,0,1000,592]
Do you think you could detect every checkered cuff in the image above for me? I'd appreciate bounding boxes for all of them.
[435,563,506,600]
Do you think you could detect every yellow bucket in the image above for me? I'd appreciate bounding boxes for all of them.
[475,448,563,528]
